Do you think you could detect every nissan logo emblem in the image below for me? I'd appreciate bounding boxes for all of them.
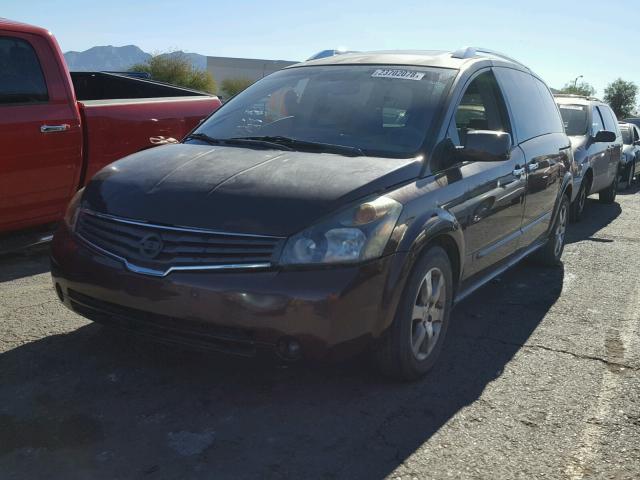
[139,233,163,259]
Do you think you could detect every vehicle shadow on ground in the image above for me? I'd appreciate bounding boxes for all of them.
[0,246,51,283]
[616,181,640,196]
[0,260,565,479]
[565,198,621,245]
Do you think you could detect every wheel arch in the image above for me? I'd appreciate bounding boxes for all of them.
[553,172,573,227]
[405,210,464,288]
[376,209,464,336]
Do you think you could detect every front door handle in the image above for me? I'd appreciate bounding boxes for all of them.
[528,162,539,172]
[40,124,70,133]
[513,167,525,177]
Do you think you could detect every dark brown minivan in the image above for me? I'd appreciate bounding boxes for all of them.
[52,48,573,380]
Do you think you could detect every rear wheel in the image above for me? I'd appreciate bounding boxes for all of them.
[375,246,453,381]
[599,170,619,203]
[534,194,569,266]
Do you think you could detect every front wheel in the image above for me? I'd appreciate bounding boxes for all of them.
[626,163,635,189]
[599,170,619,203]
[534,194,569,266]
[569,180,588,223]
[374,246,453,381]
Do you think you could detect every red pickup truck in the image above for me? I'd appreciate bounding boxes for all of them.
[0,18,221,247]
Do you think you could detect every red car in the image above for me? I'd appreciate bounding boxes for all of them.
[0,18,221,248]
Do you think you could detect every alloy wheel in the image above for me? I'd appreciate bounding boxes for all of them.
[554,202,568,257]
[410,267,446,361]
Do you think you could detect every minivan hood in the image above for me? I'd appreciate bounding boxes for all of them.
[84,144,421,236]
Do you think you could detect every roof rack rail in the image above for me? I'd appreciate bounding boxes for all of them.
[553,93,602,102]
[451,47,529,69]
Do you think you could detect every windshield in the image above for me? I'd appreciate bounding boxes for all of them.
[558,104,588,136]
[190,65,458,157]
[620,126,633,145]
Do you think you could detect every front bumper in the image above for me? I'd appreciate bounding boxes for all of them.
[50,225,404,360]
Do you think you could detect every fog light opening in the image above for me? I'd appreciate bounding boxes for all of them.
[55,283,64,303]
[276,337,302,361]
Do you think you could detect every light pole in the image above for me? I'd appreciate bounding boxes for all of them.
[573,75,583,88]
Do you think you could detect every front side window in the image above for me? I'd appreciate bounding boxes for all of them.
[591,107,605,135]
[191,65,458,157]
[598,106,620,138]
[449,70,510,147]
[0,36,48,105]
[495,68,562,142]
[558,104,588,136]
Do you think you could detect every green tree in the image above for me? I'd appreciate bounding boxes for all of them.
[130,53,216,94]
[560,81,596,97]
[221,77,254,98]
[604,78,638,119]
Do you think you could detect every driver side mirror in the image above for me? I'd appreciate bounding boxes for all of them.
[460,130,512,162]
[634,140,640,147]
[592,130,616,143]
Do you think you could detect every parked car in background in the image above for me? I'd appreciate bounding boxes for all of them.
[623,117,640,129]
[0,18,221,250]
[555,94,622,221]
[618,122,640,189]
[52,48,573,380]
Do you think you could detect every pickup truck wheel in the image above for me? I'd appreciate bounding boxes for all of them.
[534,194,569,266]
[599,170,619,203]
[569,181,588,223]
[374,246,453,381]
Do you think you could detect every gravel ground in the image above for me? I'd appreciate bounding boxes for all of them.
[1,188,639,480]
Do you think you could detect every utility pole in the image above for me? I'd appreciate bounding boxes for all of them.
[573,75,583,88]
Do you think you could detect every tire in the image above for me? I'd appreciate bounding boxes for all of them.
[618,163,634,191]
[627,163,635,189]
[374,246,453,381]
[569,179,588,223]
[534,194,569,266]
[599,170,619,203]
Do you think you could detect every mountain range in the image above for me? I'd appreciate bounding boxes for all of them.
[63,45,207,72]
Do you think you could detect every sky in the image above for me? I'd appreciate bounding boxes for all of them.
[3,0,637,97]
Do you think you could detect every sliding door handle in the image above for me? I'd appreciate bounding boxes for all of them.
[40,124,70,133]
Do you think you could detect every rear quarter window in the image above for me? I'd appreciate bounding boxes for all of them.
[494,68,563,142]
[0,36,49,105]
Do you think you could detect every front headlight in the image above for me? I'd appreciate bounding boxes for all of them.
[280,195,402,265]
[63,188,84,231]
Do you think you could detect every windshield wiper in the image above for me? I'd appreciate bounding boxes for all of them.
[233,136,365,157]
[184,133,293,151]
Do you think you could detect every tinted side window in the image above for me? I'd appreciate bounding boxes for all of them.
[591,107,604,135]
[495,68,557,142]
[449,70,511,147]
[0,36,48,105]
[533,78,564,134]
[599,106,620,137]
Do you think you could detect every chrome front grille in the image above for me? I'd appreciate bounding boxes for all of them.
[76,210,283,276]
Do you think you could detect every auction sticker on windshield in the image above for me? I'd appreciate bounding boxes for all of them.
[371,69,425,81]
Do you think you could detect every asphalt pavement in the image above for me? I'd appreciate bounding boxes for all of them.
[1,187,639,480]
